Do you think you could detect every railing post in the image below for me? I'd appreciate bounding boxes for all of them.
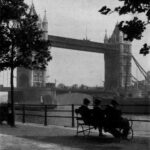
[44,105,47,126]
[22,104,25,123]
[72,104,75,127]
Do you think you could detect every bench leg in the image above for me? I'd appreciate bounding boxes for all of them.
[76,124,92,136]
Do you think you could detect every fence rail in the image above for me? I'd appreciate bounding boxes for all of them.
[14,104,150,127]
[14,104,75,126]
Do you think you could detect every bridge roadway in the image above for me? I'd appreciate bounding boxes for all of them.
[0,87,115,97]
[48,35,120,53]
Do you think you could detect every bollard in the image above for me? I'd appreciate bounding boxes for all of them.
[22,104,25,123]
[44,105,47,126]
[72,104,75,127]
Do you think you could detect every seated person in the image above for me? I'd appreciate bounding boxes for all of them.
[104,100,130,138]
[77,98,93,125]
[92,98,105,136]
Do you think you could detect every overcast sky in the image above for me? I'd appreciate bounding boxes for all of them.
[23,0,150,86]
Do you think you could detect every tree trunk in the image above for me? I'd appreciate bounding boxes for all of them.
[10,66,15,127]
[10,44,15,127]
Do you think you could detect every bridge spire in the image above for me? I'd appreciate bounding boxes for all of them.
[85,25,88,40]
[43,9,48,23]
[29,0,37,16]
[104,29,108,43]
[83,24,89,41]
[42,9,48,40]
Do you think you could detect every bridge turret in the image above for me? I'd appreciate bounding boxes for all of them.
[42,10,48,40]
[17,3,47,88]
[104,23,132,90]
[37,14,43,30]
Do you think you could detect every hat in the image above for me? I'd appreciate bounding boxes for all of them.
[83,98,90,105]
[111,100,119,106]
[94,99,101,106]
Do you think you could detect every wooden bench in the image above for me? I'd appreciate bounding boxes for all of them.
[104,119,134,140]
[75,108,134,140]
[75,109,95,136]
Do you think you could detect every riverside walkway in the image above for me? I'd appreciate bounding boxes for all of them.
[0,122,150,150]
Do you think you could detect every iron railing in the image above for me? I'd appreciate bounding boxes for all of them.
[14,104,150,127]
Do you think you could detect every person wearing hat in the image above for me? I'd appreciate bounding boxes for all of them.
[78,98,93,125]
[92,98,105,136]
[104,99,129,138]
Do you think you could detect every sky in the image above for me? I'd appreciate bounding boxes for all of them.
[1,0,150,87]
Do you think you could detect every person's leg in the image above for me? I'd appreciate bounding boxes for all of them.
[98,123,103,136]
[121,119,130,138]
[109,128,121,138]
[116,118,130,138]
[105,121,121,138]
[103,119,111,132]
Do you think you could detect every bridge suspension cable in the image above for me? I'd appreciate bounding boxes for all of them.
[131,55,148,81]
[130,73,139,82]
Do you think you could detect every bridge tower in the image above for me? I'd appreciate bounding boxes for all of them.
[104,24,132,90]
[17,3,48,88]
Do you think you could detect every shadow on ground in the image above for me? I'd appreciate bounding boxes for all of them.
[0,124,150,150]
[21,135,122,150]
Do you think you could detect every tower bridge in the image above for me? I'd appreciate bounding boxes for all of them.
[0,3,132,104]
[16,3,132,91]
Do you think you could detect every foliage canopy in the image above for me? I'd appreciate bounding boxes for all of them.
[0,0,52,70]
[99,0,150,55]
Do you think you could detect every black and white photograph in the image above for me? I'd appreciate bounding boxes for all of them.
[0,0,150,149]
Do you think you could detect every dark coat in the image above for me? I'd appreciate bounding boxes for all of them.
[92,106,104,127]
[104,105,130,138]
[104,105,122,127]
[78,105,92,125]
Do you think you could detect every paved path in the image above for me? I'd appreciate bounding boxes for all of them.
[0,122,150,150]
